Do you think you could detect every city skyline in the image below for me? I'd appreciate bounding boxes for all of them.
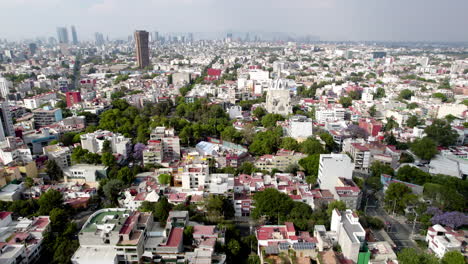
[1,0,468,42]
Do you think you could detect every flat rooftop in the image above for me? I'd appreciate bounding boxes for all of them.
[82,210,129,233]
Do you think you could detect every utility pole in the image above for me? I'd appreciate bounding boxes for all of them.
[411,212,418,238]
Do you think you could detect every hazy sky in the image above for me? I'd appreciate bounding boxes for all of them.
[1,0,467,42]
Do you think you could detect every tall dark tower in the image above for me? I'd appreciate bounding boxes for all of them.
[71,26,78,45]
[134,30,150,69]
[56,27,69,44]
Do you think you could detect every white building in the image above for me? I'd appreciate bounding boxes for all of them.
[265,79,292,116]
[0,77,11,99]
[317,154,354,191]
[315,107,346,124]
[43,144,72,169]
[181,164,210,190]
[149,127,181,163]
[23,92,57,109]
[426,224,463,258]
[80,130,132,159]
[63,164,108,186]
[330,209,366,263]
[285,115,313,140]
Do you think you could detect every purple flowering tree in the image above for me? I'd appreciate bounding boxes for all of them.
[431,211,468,229]
[133,143,146,161]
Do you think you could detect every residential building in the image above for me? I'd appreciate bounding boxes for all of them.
[317,154,354,191]
[330,209,366,263]
[22,128,59,154]
[149,127,180,163]
[23,92,57,110]
[255,149,307,172]
[72,209,153,264]
[256,222,317,263]
[426,224,464,258]
[265,80,292,116]
[63,164,108,186]
[80,130,132,159]
[349,143,371,171]
[32,107,63,128]
[284,115,313,140]
[66,91,82,107]
[43,144,72,168]
[0,213,51,264]
[142,140,163,167]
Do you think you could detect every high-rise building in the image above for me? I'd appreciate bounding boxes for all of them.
[94,32,105,46]
[0,77,11,98]
[56,27,69,44]
[153,31,159,42]
[66,91,82,107]
[71,26,78,45]
[134,30,150,69]
[0,101,14,141]
[28,43,37,55]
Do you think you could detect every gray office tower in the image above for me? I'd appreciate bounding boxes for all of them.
[0,101,14,141]
[134,30,150,69]
[71,26,78,45]
[56,27,69,44]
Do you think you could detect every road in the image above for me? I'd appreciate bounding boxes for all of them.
[366,199,418,251]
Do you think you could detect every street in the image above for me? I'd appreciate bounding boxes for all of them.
[366,198,418,251]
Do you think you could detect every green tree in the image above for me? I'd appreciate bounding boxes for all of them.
[369,105,377,117]
[326,200,347,217]
[280,137,299,151]
[261,113,284,128]
[183,225,194,246]
[45,160,63,181]
[397,248,438,264]
[221,126,241,143]
[319,133,336,152]
[424,119,458,147]
[339,96,352,108]
[102,139,112,153]
[432,92,447,102]
[103,179,124,206]
[49,208,69,233]
[101,152,116,167]
[227,239,241,256]
[370,161,394,177]
[384,117,399,131]
[406,115,420,128]
[411,137,438,160]
[252,107,266,120]
[252,188,293,223]
[399,89,414,100]
[117,167,134,184]
[384,183,416,214]
[249,129,282,156]
[441,251,465,264]
[397,165,431,185]
[158,173,171,185]
[155,196,172,223]
[38,189,63,215]
[299,138,325,155]
[299,154,320,185]
[374,87,385,99]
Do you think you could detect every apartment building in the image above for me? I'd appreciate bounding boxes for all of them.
[43,144,72,168]
[426,224,464,258]
[80,130,132,159]
[330,209,366,263]
[32,107,63,128]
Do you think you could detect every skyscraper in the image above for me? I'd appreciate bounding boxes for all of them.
[56,27,69,44]
[134,30,150,69]
[153,31,159,42]
[95,32,105,46]
[71,26,78,45]
[0,77,11,99]
[0,101,14,141]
